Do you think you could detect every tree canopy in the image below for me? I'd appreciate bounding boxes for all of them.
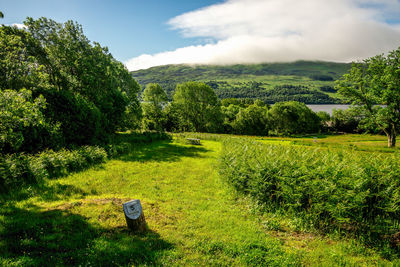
[173,81,222,132]
[336,47,400,147]
[268,101,320,135]
[0,17,141,153]
[141,83,168,131]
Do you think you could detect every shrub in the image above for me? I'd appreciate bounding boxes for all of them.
[0,132,171,193]
[0,146,107,192]
[268,101,320,135]
[219,138,400,233]
[38,89,104,146]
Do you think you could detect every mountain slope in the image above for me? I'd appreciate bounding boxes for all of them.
[131,61,351,104]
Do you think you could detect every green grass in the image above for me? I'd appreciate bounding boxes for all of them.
[1,135,397,266]
[256,134,397,153]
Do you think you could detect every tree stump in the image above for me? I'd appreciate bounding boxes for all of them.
[122,200,146,232]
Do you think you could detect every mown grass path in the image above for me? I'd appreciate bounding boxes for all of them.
[0,140,298,266]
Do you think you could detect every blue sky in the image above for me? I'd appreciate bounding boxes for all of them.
[0,0,221,62]
[2,0,400,71]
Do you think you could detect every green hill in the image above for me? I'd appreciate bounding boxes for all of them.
[131,61,351,104]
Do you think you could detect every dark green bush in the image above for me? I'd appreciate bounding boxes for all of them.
[268,101,321,135]
[0,146,107,192]
[37,89,104,146]
[219,138,400,233]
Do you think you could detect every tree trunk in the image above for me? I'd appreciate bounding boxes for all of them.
[388,133,396,148]
[386,124,397,147]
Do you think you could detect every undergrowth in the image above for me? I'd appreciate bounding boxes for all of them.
[0,132,171,193]
[219,138,400,258]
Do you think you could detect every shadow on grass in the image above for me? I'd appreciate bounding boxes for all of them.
[117,140,209,163]
[0,182,94,203]
[0,204,173,266]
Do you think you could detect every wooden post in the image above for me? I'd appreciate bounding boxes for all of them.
[122,199,146,232]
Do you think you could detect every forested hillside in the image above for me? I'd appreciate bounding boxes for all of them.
[131,61,351,104]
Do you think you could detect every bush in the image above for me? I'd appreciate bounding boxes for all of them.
[219,138,400,234]
[268,101,320,135]
[331,108,362,133]
[0,146,107,192]
[38,89,104,146]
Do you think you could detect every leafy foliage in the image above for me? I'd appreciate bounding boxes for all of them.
[0,89,61,153]
[0,146,107,192]
[172,82,223,132]
[230,101,270,135]
[0,132,171,193]
[141,83,168,131]
[0,18,141,153]
[336,46,400,147]
[268,101,320,135]
[331,108,363,133]
[219,138,400,235]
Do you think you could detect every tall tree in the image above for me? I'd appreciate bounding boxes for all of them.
[141,83,168,131]
[173,81,222,132]
[23,17,141,134]
[336,47,400,147]
[0,17,141,150]
[0,11,4,18]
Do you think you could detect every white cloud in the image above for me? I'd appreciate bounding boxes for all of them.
[125,0,400,71]
[11,23,27,29]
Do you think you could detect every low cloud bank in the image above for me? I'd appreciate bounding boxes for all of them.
[126,0,400,71]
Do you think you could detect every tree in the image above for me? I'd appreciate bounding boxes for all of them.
[330,108,361,133]
[336,47,400,147]
[141,83,168,131]
[268,101,320,135]
[221,104,241,133]
[316,111,331,132]
[0,11,4,18]
[0,17,141,151]
[0,26,49,91]
[24,17,140,134]
[232,101,269,135]
[142,83,168,107]
[0,89,60,153]
[173,81,223,132]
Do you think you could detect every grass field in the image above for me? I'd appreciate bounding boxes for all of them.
[0,134,398,266]
[256,134,397,153]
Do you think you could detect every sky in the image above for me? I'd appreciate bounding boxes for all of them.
[1,0,400,71]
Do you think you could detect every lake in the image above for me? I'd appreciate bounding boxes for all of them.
[307,104,350,115]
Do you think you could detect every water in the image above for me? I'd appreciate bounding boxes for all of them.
[306,104,350,115]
